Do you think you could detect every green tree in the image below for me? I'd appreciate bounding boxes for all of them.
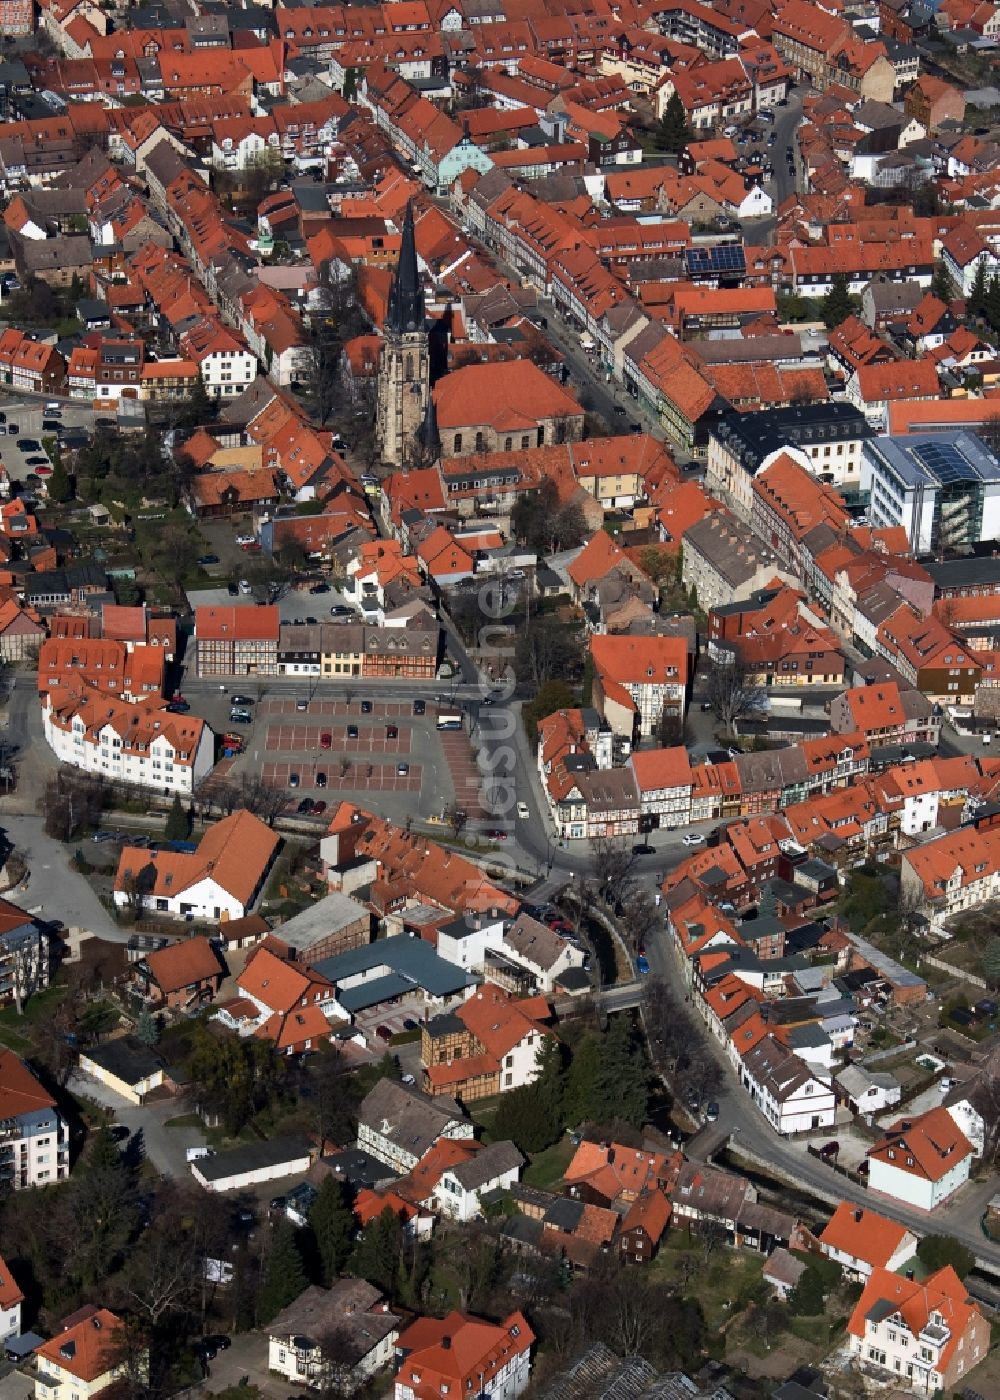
[931,263,953,303]
[657,91,691,154]
[821,272,854,330]
[490,1086,552,1154]
[787,1264,826,1316]
[916,1234,974,1278]
[350,1206,403,1299]
[587,1014,649,1128]
[163,792,190,842]
[983,936,1000,987]
[308,1176,355,1287]
[522,679,578,743]
[258,1219,307,1323]
[180,373,215,426]
[47,453,72,503]
[135,1009,159,1046]
[986,274,1000,333]
[564,1031,601,1127]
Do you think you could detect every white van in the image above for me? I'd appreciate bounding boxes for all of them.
[186,1146,213,1163]
[44,401,61,413]
[984,733,992,747]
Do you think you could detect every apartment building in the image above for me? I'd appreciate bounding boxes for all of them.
[0,1049,69,1190]
[43,691,214,796]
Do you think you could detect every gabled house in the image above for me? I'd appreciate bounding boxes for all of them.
[0,1251,23,1343]
[847,1265,989,1392]
[268,1280,399,1392]
[866,1105,975,1210]
[420,986,553,1103]
[134,935,224,1011]
[221,944,340,1055]
[357,1079,474,1175]
[113,810,280,924]
[35,1308,140,1400]
[393,1311,533,1400]
[818,1202,917,1281]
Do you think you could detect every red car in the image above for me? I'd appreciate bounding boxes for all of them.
[485,829,507,841]
[374,1024,393,1042]
[320,732,332,750]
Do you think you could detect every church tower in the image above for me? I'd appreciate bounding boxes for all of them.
[376,202,429,468]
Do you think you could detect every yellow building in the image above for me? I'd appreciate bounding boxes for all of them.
[35,1308,145,1400]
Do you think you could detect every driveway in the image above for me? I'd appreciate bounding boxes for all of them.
[67,1070,209,1177]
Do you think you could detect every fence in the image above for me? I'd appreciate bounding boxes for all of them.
[923,954,988,990]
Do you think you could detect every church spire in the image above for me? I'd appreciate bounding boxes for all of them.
[386,201,425,336]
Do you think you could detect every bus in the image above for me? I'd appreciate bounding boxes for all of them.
[436,713,463,731]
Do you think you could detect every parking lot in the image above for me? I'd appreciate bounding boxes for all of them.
[0,398,102,494]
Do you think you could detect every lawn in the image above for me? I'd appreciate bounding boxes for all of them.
[0,984,67,1051]
[522,1136,574,1189]
[650,1237,765,1330]
[164,1113,203,1130]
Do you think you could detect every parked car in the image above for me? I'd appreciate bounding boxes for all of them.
[705,1101,720,1122]
[485,828,507,841]
[296,699,308,711]
[386,724,398,739]
[361,699,373,713]
[309,583,330,594]
[227,582,239,596]
[682,833,705,847]
[632,843,655,855]
[413,699,426,715]
[289,774,300,788]
[16,439,40,452]
[197,554,219,566]
[347,724,359,739]
[374,1024,393,1042]
[516,801,529,819]
[230,694,254,706]
[296,798,314,814]
[236,534,255,546]
[636,955,650,975]
[320,732,332,749]
[312,800,326,814]
[397,762,409,775]
[166,700,190,713]
[238,579,251,595]
[316,772,327,788]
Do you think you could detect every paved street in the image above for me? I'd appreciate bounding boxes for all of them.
[0,813,124,940]
[66,1070,210,1176]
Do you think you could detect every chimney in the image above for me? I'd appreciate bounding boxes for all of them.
[854,1208,863,1223]
[441,1336,451,1351]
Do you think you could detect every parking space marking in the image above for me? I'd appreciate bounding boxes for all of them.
[264,724,412,755]
[260,698,415,718]
[262,760,420,794]
[438,731,486,819]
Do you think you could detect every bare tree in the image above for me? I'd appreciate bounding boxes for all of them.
[705,656,767,735]
[237,773,289,826]
[591,835,640,909]
[617,886,659,958]
[119,862,156,922]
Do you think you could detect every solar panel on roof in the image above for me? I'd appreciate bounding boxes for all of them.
[685,244,746,276]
